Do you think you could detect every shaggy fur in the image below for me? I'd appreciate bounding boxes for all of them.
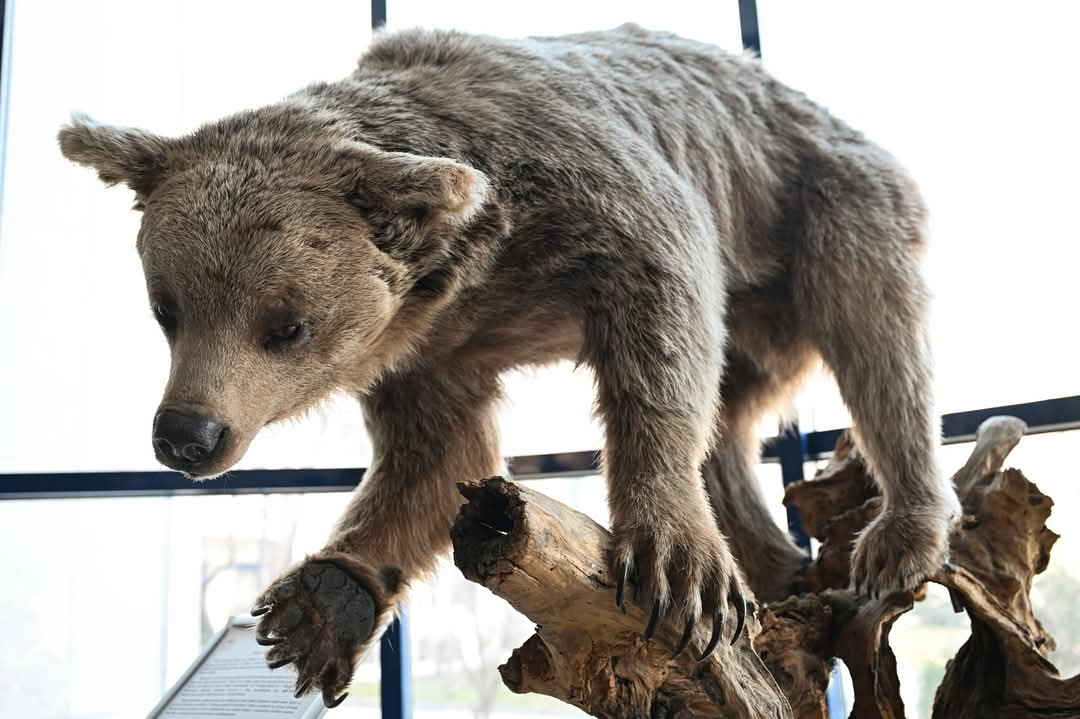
[58,24,961,703]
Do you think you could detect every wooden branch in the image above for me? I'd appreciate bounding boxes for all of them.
[450,477,792,718]
[448,415,1078,718]
[753,594,836,718]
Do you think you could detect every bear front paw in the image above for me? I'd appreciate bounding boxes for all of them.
[611,517,749,661]
[850,506,952,598]
[250,560,379,709]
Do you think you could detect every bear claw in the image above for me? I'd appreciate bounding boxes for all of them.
[693,592,747,661]
[671,616,696,657]
[730,591,746,646]
[615,560,630,612]
[642,599,665,641]
[698,606,725,661]
[255,632,283,646]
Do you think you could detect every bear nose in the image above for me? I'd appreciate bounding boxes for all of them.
[153,409,226,467]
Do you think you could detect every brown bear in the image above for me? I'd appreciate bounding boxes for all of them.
[58,24,961,708]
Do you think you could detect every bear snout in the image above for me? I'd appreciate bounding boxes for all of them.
[152,408,228,474]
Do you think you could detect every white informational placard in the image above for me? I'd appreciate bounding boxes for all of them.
[147,616,325,719]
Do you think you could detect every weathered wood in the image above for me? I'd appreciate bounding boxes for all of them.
[450,476,792,718]
[782,416,1080,719]
[772,432,911,719]
[930,417,1080,718]
[449,416,1079,718]
[832,592,910,719]
[753,594,835,719]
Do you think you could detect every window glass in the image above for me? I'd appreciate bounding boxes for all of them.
[757,0,1080,425]
[389,0,743,48]
[0,0,739,471]
[0,490,384,719]
[0,0,372,473]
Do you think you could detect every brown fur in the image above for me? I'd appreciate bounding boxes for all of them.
[58,24,961,701]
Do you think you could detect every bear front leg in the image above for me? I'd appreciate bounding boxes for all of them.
[587,279,748,661]
[252,371,501,707]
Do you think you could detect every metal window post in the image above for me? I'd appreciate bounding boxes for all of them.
[0,0,14,227]
[380,609,411,719]
[372,0,387,30]
[775,424,811,551]
[737,0,761,56]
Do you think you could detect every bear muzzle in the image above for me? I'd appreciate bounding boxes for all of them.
[153,408,228,475]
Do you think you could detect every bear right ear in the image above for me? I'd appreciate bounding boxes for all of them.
[57,113,172,204]
[328,141,491,225]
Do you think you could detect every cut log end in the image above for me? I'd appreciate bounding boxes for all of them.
[451,477,524,585]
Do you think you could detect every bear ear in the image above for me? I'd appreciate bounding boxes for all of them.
[332,141,490,224]
[57,113,172,203]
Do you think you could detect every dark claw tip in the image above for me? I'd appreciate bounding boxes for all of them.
[294,679,312,699]
[324,691,348,709]
[948,587,966,613]
[698,611,724,662]
[250,605,271,617]
[730,594,747,646]
[267,657,291,670]
[642,599,663,641]
[255,632,283,646]
[615,561,629,612]
[672,618,695,658]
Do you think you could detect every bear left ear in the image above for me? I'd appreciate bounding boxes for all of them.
[57,113,173,203]
[331,141,491,224]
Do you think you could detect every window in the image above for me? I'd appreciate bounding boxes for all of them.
[760,0,1080,428]
[0,491,383,718]
[388,0,742,48]
[2,3,1078,719]
[0,0,373,474]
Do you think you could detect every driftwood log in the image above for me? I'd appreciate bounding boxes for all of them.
[449,417,1079,718]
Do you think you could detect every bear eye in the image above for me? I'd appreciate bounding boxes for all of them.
[152,301,178,335]
[263,319,311,352]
